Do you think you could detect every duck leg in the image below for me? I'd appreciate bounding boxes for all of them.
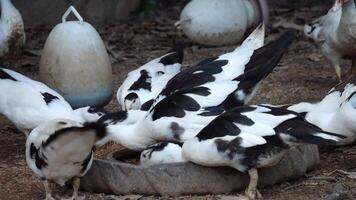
[335,64,342,83]
[322,43,343,82]
[22,129,31,138]
[61,177,84,200]
[350,57,356,77]
[43,180,55,200]
[244,168,262,200]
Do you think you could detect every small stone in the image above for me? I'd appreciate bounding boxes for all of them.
[308,53,322,62]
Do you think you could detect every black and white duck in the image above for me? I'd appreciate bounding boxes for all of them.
[26,119,106,200]
[116,45,183,111]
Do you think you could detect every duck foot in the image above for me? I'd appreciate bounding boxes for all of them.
[244,168,262,199]
[244,188,262,200]
[43,180,56,200]
[60,195,85,200]
[45,194,56,200]
[61,177,84,200]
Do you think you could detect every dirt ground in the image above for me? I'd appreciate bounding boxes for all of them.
[1,2,356,200]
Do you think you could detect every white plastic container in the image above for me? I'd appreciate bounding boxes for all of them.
[39,6,113,108]
[175,0,269,46]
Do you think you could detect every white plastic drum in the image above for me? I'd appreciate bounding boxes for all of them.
[39,6,113,108]
[175,0,269,46]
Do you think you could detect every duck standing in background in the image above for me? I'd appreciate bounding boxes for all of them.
[116,45,183,111]
[0,68,106,136]
[305,0,356,81]
[182,105,345,199]
[0,0,25,57]
[97,26,296,153]
[26,119,106,200]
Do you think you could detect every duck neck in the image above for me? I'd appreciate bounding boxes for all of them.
[0,0,19,21]
[107,119,155,151]
[304,111,337,132]
[341,0,356,19]
[289,91,342,113]
[328,108,356,144]
[287,94,340,133]
[337,0,356,43]
[72,107,87,122]
[0,0,22,29]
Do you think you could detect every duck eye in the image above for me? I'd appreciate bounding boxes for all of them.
[157,71,165,75]
[88,107,96,113]
[348,91,356,108]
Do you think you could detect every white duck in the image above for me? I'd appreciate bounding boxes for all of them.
[116,45,183,111]
[305,0,356,81]
[288,78,356,145]
[0,0,25,57]
[182,104,345,199]
[97,26,296,151]
[0,68,106,136]
[26,119,106,200]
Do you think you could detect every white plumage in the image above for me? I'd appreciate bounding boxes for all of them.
[0,0,25,57]
[116,46,183,111]
[0,68,105,136]
[305,0,356,81]
[140,142,186,167]
[26,119,106,200]
[288,78,356,145]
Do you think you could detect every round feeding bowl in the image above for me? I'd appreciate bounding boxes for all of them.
[80,144,319,196]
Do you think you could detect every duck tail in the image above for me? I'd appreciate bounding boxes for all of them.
[276,117,346,145]
[235,29,295,89]
[160,42,184,65]
[239,23,265,51]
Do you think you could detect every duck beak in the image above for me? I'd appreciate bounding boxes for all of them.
[124,100,134,111]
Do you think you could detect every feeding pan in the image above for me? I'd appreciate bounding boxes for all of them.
[80,144,319,196]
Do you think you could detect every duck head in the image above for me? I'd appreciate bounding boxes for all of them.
[73,106,107,123]
[123,92,141,110]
